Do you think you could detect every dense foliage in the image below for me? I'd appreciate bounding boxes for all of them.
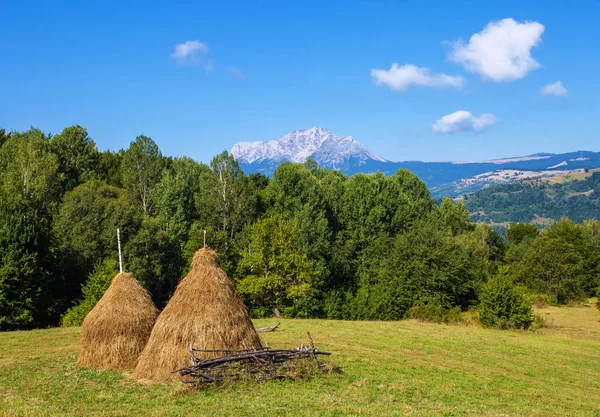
[0,125,599,330]
[479,271,533,329]
[464,171,600,224]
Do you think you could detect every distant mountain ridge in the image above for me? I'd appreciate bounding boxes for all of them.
[231,126,386,172]
[231,127,600,197]
[463,169,600,226]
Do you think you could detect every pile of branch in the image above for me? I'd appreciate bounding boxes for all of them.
[175,332,332,386]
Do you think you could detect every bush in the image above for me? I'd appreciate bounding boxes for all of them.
[408,304,465,325]
[61,259,118,326]
[480,275,533,330]
[409,304,446,323]
[526,292,558,309]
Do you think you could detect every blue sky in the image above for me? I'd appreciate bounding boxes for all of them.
[1,0,599,162]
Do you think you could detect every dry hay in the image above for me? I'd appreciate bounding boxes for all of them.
[77,272,158,370]
[133,248,263,382]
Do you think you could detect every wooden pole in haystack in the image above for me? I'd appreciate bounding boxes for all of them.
[117,228,123,274]
[203,230,207,249]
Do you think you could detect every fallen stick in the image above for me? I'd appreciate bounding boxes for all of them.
[256,322,281,333]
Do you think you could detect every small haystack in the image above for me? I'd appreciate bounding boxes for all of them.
[133,248,262,381]
[78,272,158,370]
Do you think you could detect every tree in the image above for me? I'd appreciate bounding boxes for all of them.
[584,219,600,244]
[348,215,481,320]
[122,135,163,215]
[515,219,598,302]
[51,125,100,190]
[264,162,335,316]
[98,150,124,187]
[479,270,533,329]
[61,259,119,326]
[440,196,473,236]
[124,217,178,307]
[53,180,140,298]
[155,157,208,245]
[0,129,62,329]
[237,216,315,316]
[507,223,539,245]
[0,128,10,148]
[194,152,260,273]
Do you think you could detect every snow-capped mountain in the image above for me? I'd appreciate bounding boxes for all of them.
[231,127,600,197]
[231,127,386,171]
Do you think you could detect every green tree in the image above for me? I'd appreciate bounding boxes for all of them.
[51,125,100,190]
[53,180,140,298]
[584,219,600,244]
[516,219,598,302]
[479,270,533,329]
[61,259,119,326]
[124,217,178,307]
[0,128,10,148]
[0,129,62,329]
[348,215,481,320]
[155,157,208,245]
[237,216,315,316]
[507,223,539,245]
[440,196,473,236]
[98,150,124,187]
[122,135,163,215]
[194,152,261,275]
[264,162,335,315]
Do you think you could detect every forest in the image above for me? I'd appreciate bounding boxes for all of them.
[464,171,600,224]
[1,125,599,331]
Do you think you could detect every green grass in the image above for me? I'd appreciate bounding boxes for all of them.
[2,308,600,416]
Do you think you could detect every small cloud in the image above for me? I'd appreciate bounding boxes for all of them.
[227,66,245,79]
[371,64,464,92]
[540,81,568,97]
[170,40,209,66]
[447,18,544,82]
[203,58,214,72]
[170,40,243,79]
[432,110,498,134]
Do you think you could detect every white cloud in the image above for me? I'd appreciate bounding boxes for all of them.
[540,81,568,97]
[170,40,209,65]
[227,66,245,79]
[447,18,544,82]
[371,64,464,91]
[432,110,498,134]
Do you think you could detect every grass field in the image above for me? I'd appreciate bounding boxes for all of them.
[1,305,600,417]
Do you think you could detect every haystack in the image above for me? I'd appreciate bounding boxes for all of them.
[77,272,158,370]
[133,248,262,381]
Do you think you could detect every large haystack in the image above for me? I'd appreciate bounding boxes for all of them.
[133,248,262,381]
[78,272,158,370]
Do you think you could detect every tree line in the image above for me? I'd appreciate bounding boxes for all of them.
[0,126,599,330]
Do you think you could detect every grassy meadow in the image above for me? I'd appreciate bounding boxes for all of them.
[1,305,600,417]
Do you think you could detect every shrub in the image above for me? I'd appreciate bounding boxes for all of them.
[61,259,118,326]
[526,292,558,308]
[409,304,446,323]
[480,275,533,330]
[408,304,465,325]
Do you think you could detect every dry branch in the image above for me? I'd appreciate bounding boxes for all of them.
[176,333,334,386]
[256,322,281,333]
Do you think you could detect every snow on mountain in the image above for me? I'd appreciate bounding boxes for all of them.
[231,126,387,167]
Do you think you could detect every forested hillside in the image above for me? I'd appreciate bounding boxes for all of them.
[464,170,600,224]
[1,126,599,331]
